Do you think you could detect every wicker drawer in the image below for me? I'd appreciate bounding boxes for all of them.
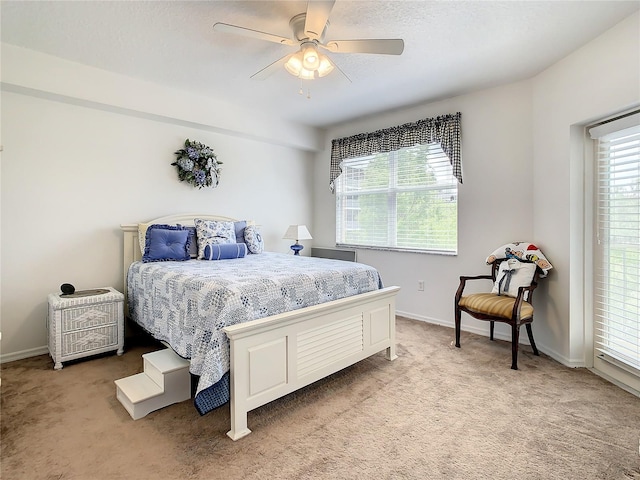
[60,302,120,332]
[62,325,119,356]
[48,287,124,369]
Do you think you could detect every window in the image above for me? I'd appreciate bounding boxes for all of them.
[335,143,457,253]
[589,112,640,392]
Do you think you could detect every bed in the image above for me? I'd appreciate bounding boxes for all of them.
[121,213,400,440]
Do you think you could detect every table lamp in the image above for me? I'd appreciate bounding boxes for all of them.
[283,225,313,255]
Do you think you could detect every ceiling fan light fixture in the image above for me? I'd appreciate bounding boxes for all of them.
[298,68,316,80]
[285,50,319,79]
[316,54,334,77]
[284,51,304,76]
[301,43,320,70]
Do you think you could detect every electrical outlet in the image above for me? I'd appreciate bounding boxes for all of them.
[418,280,425,291]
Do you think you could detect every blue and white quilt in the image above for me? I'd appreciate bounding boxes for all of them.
[127,252,383,414]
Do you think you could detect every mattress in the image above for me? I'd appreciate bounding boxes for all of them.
[127,252,383,414]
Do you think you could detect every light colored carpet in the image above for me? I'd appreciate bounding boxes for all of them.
[1,317,639,480]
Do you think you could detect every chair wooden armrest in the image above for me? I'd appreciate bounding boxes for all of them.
[511,284,536,319]
[455,274,493,303]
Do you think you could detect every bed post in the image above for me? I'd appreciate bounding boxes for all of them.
[227,343,252,441]
[228,402,251,441]
[386,326,398,361]
[120,223,140,316]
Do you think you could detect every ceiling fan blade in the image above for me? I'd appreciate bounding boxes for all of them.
[250,54,292,80]
[326,57,352,83]
[323,39,405,55]
[304,0,336,40]
[213,22,295,46]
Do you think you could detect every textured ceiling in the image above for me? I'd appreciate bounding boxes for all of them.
[2,1,639,128]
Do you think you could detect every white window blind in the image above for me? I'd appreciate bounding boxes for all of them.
[335,143,457,253]
[590,113,640,378]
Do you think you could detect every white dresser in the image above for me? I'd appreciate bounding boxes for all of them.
[47,287,124,369]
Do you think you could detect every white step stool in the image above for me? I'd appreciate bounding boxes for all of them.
[115,348,191,420]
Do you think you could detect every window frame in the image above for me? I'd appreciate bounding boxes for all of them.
[334,142,458,255]
[588,111,640,395]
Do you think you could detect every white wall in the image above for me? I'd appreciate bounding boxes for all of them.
[314,80,535,342]
[0,45,321,360]
[531,12,640,365]
[314,12,640,366]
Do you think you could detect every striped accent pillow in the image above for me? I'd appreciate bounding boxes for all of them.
[202,242,247,261]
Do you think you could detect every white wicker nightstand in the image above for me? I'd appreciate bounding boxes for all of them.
[47,287,124,370]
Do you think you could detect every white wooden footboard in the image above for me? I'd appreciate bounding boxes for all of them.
[223,285,400,441]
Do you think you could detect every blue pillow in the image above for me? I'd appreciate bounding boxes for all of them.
[181,226,198,258]
[202,242,247,260]
[234,220,247,244]
[142,224,190,263]
[175,225,199,258]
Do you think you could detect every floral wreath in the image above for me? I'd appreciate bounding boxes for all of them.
[172,139,222,189]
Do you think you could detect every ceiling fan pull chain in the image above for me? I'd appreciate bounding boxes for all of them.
[298,80,311,99]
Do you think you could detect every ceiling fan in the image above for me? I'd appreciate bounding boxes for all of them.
[212,0,404,82]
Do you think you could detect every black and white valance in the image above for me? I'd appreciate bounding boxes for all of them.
[329,112,462,192]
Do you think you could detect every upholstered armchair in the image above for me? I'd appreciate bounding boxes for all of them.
[454,243,552,370]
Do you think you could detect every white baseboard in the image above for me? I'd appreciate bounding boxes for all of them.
[1,345,49,364]
[589,367,640,398]
[395,310,584,369]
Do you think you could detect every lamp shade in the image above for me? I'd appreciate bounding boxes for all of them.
[316,55,334,77]
[284,51,304,76]
[301,43,320,70]
[284,44,334,80]
[283,225,313,241]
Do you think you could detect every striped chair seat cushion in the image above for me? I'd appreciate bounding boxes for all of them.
[459,293,533,320]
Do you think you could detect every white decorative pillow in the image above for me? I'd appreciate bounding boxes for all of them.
[194,219,237,260]
[491,259,537,298]
[243,225,264,254]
